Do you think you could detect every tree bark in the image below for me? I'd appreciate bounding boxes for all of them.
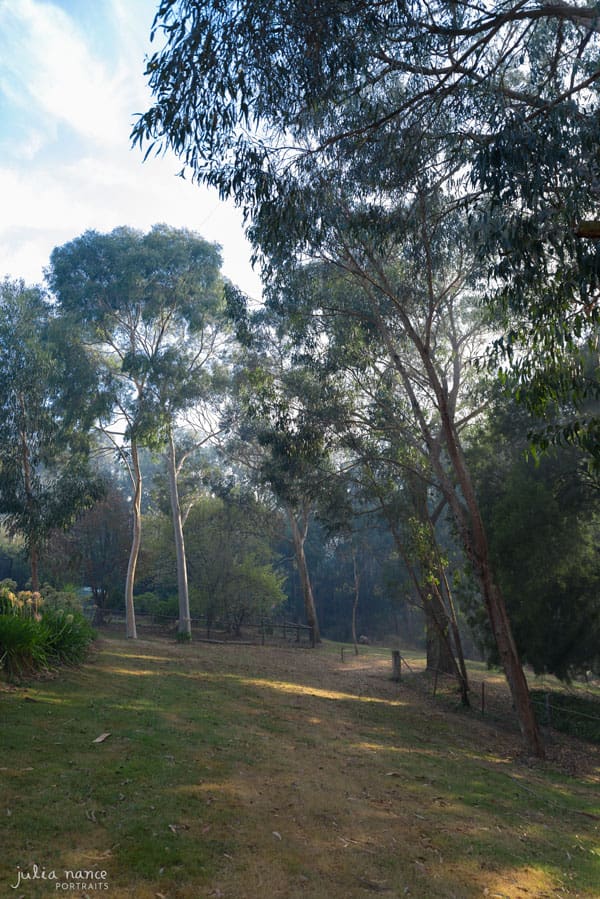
[424,597,455,674]
[351,541,360,655]
[377,303,544,756]
[167,431,191,638]
[29,544,40,594]
[19,395,40,592]
[124,439,141,640]
[287,506,321,643]
[436,400,544,756]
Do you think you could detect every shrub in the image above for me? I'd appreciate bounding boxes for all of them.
[0,587,95,680]
[0,615,48,680]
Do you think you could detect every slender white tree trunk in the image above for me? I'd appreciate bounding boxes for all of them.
[167,430,191,638]
[125,440,141,640]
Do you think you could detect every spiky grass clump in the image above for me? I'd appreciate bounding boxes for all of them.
[0,586,95,681]
[0,614,48,679]
[40,608,95,666]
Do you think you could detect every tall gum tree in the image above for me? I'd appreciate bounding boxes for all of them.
[48,225,226,639]
[264,242,480,702]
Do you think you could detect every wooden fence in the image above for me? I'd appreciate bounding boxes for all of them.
[98,611,315,647]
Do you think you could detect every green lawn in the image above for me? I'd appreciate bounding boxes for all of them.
[1,635,598,898]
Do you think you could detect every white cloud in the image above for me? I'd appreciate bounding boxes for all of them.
[0,0,262,298]
[0,0,124,147]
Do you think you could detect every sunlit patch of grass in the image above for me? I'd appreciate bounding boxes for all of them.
[95,666,161,677]
[205,671,409,706]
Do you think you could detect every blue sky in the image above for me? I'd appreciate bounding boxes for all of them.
[0,0,262,297]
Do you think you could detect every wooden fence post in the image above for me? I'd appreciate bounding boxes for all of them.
[391,650,401,682]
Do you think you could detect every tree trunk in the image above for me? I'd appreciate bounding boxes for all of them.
[438,404,544,756]
[29,543,40,594]
[387,310,544,756]
[438,561,470,706]
[19,397,39,592]
[287,506,321,644]
[424,597,455,675]
[124,440,141,640]
[167,431,191,638]
[351,541,360,655]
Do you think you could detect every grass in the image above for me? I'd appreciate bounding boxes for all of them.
[0,635,599,898]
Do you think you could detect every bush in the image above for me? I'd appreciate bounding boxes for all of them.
[0,587,96,680]
[0,615,48,679]
[135,591,179,621]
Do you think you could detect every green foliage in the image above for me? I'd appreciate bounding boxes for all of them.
[468,393,600,680]
[39,608,95,666]
[0,615,48,679]
[48,224,227,448]
[0,279,105,583]
[43,486,131,613]
[0,585,95,680]
[133,1,600,466]
[139,494,286,630]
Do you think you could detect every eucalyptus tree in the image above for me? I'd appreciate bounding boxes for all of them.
[0,279,105,591]
[267,248,477,700]
[47,225,226,638]
[134,0,600,468]
[224,334,340,644]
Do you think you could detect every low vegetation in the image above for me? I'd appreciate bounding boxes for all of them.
[0,582,95,680]
[1,635,598,898]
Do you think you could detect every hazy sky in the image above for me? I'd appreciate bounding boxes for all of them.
[0,0,262,297]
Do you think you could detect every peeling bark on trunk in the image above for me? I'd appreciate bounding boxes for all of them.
[167,432,191,638]
[288,506,321,644]
[124,440,141,640]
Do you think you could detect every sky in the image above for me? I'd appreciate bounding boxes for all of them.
[0,0,262,298]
